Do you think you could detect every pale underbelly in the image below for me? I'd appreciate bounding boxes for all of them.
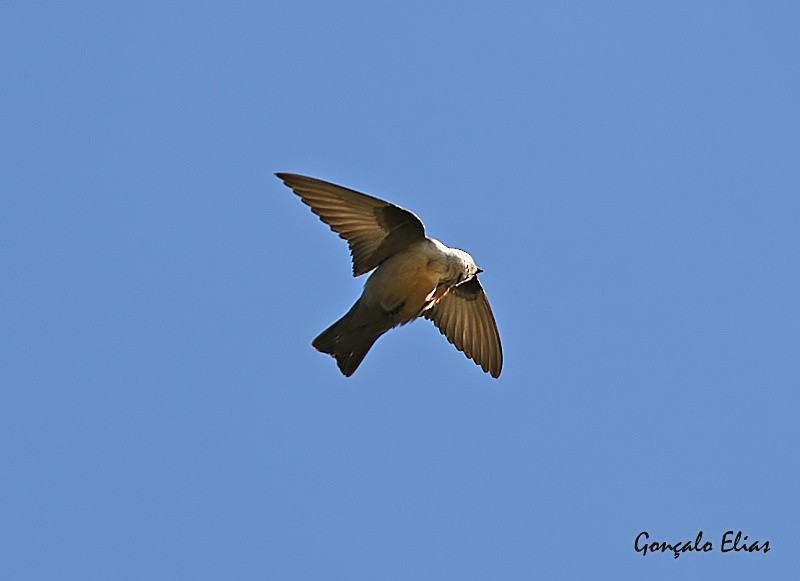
[363,248,444,321]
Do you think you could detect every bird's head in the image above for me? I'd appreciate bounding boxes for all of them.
[451,248,482,281]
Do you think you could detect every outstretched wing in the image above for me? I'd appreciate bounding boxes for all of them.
[276,173,426,276]
[423,277,503,378]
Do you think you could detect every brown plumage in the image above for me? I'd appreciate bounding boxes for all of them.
[277,173,502,378]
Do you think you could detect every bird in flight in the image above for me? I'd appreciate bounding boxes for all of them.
[276,173,502,378]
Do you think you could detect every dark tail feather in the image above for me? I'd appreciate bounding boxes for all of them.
[312,305,390,377]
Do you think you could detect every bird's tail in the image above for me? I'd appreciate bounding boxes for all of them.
[312,300,392,377]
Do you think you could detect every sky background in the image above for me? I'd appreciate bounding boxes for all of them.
[2,1,798,579]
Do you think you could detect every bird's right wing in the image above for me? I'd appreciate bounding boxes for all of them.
[276,173,426,277]
[423,277,503,378]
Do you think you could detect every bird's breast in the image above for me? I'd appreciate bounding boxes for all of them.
[363,241,449,322]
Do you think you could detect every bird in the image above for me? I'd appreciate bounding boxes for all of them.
[276,173,502,378]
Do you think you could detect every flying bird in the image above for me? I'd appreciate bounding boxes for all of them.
[276,173,502,378]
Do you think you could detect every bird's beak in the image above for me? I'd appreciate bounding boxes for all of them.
[476,267,483,274]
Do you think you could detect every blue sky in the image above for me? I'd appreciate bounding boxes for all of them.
[2,1,798,579]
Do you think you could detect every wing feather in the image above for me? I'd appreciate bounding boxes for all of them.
[276,173,425,276]
[423,277,502,378]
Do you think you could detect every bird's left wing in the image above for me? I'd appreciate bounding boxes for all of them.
[276,173,426,277]
[423,277,503,378]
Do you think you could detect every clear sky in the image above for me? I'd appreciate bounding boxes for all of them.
[2,1,798,579]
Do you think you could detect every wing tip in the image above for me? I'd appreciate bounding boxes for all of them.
[275,172,312,186]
